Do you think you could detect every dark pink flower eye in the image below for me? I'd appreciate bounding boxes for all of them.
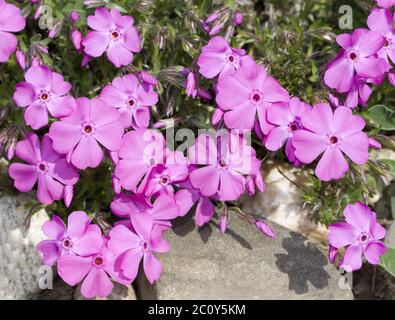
[160,176,169,185]
[349,52,357,60]
[94,257,103,265]
[329,136,338,144]
[111,31,119,39]
[84,125,92,133]
[252,93,261,102]
[41,93,48,100]
[384,40,389,48]
[228,55,235,62]
[39,164,46,171]
[289,123,298,131]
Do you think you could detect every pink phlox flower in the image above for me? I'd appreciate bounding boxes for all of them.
[216,61,290,134]
[82,7,141,68]
[100,73,158,129]
[0,0,26,62]
[328,202,387,272]
[13,65,76,129]
[198,36,255,79]
[292,103,369,181]
[265,97,311,166]
[144,150,189,198]
[188,131,261,201]
[37,211,102,266]
[8,133,79,205]
[57,236,130,298]
[324,28,387,93]
[49,97,124,170]
[108,213,170,284]
[115,129,166,192]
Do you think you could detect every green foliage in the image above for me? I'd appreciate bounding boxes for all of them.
[380,247,395,278]
[366,105,395,131]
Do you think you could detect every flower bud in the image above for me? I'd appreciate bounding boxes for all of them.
[254,172,265,193]
[69,11,80,24]
[328,245,338,264]
[219,215,228,234]
[71,29,83,52]
[255,220,275,238]
[388,73,395,87]
[246,175,255,195]
[139,70,158,86]
[368,137,382,150]
[15,50,26,70]
[233,11,243,25]
[64,185,74,207]
[81,54,93,67]
[112,175,121,195]
[6,136,17,160]
[48,20,63,39]
[186,72,197,98]
[212,108,224,125]
[209,24,223,36]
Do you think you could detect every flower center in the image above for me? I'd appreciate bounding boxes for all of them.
[62,238,72,249]
[219,159,227,168]
[41,93,49,101]
[384,39,390,48]
[37,162,48,173]
[83,124,94,134]
[94,257,103,266]
[140,241,149,252]
[228,55,235,62]
[128,98,136,108]
[253,93,261,102]
[289,123,298,131]
[329,136,338,144]
[111,31,119,39]
[359,233,369,243]
[349,51,358,61]
[160,175,170,185]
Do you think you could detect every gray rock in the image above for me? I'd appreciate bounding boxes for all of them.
[0,194,50,299]
[74,282,137,300]
[35,277,74,300]
[139,215,353,300]
[241,162,328,241]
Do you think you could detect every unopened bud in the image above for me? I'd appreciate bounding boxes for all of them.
[255,220,275,238]
[64,185,74,207]
[212,108,224,125]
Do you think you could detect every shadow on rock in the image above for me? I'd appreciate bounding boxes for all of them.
[275,232,330,294]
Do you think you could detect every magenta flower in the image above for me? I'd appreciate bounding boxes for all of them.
[100,74,158,129]
[57,237,130,298]
[197,36,251,79]
[216,62,290,134]
[188,132,261,201]
[37,211,103,266]
[324,29,386,93]
[49,97,124,170]
[255,220,276,238]
[8,133,79,205]
[115,129,166,192]
[292,103,369,181]
[144,151,189,198]
[265,97,311,165]
[345,76,374,109]
[82,7,141,68]
[367,9,395,66]
[376,0,395,8]
[328,202,387,272]
[111,193,179,231]
[108,213,169,284]
[174,181,216,227]
[0,0,25,62]
[13,65,76,129]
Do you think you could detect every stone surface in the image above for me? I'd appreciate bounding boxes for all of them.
[241,161,327,243]
[74,282,137,300]
[0,194,50,299]
[139,215,353,300]
[35,277,74,300]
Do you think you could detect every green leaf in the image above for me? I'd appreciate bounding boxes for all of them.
[367,105,395,131]
[383,159,395,176]
[380,247,395,277]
